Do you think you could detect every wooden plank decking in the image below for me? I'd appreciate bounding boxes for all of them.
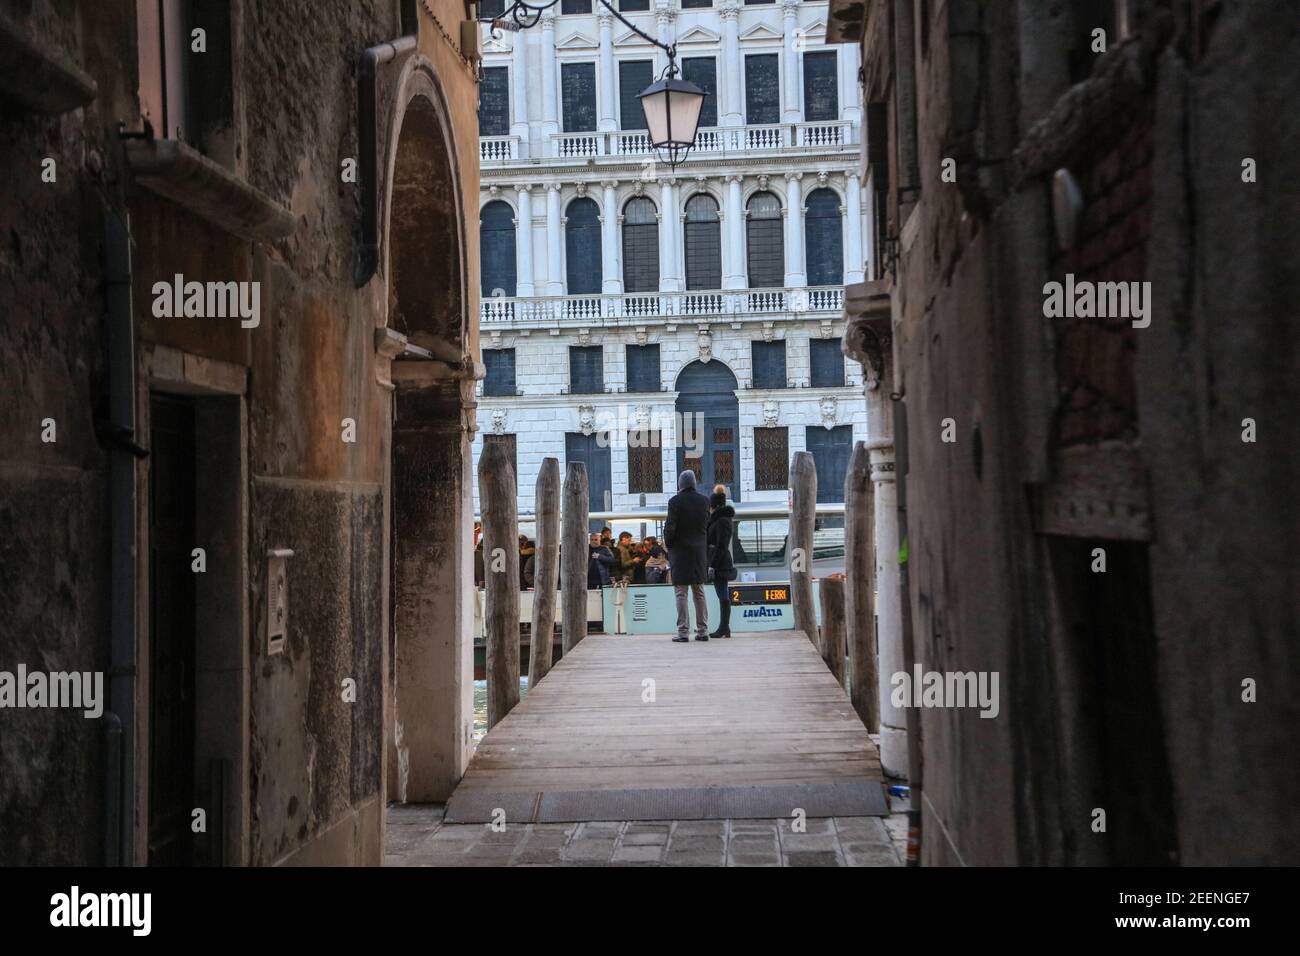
[444,629,886,823]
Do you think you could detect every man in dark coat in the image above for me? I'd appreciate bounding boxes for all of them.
[587,532,616,589]
[706,491,737,638]
[664,469,710,642]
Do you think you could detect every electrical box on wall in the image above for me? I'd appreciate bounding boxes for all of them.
[267,548,294,655]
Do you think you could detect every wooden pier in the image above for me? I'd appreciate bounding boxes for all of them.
[445,629,887,824]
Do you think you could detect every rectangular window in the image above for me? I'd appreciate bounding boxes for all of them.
[137,0,234,158]
[482,348,517,397]
[627,433,663,494]
[479,0,506,17]
[745,54,780,125]
[751,340,787,390]
[483,433,518,482]
[754,427,789,490]
[619,0,650,10]
[567,432,613,525]
[569,345,605,394]
[561,62,598,133]
[478,66,510,136]
[809,339,845,388]
[619,60,653,131]
[682,0,713,7]
[803,50,839,122]
[745,0,776,4]
[626,344,661,393]
[682,56,718,129]
[561,0,592,13]
[805,425,854,502]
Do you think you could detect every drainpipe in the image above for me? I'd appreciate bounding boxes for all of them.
[356,35,418,288]
[104,209,140,865]
[893,393,923,865]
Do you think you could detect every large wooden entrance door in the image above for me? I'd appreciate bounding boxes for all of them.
[675,360,740,500]
[148,393,197,866]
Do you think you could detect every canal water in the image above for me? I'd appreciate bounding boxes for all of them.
[472,677,530,743]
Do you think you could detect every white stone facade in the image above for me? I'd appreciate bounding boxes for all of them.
[473,0,870,514]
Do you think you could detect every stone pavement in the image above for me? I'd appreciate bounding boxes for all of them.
[385,801,910,866]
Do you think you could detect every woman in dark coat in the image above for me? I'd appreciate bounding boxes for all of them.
[664,469,711,641]
[706,491,737,638]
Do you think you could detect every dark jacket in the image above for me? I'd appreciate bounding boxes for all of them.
[664,489,710,585]
[706,505,737,582]
[587,545,616,588]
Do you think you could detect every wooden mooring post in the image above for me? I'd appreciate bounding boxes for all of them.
[561,462,589,653]
[819,576,847,687]
[529,457,561,686]
[478,440,520,730]
[845,441,879,731]
[789,450,818,650]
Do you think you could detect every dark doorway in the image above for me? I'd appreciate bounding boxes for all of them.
[805,425,854,503]
[147,392,197,866]
[675,360,740,501]
[1048,537,1179,865]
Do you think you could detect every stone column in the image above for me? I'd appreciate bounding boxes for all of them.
[841,280,905,778]
[658,177,681,292]
[515,184,535,296]
[597,12,616,132]
[845,173,865,284]
[653,3,677,81]
[720,1,743,127]
[781,0,802,124]
[511,31,530,154]
[601,180,622,294]
[840,41,862,129]
[540,12,559,147]
[723,174,745,290]
[784,171,806,288]
[546,182,564,294]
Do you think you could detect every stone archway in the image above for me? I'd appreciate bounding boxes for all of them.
[381,62,474,805]
[674,360,741,501]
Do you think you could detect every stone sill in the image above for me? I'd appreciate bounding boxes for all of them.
[0,12,96,113]
[124,138,295,243]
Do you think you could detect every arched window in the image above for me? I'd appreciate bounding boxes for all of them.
[622,196,659,293]
[480,200,516,297]
[746,191,783,289]
[805,188,844,286]
[565,197,602,294]
[684,194,722,291]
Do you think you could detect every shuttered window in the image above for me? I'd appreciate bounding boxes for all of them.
[626,344,661,393]
[751,340,787,390]
[805,188,844,286]
[561,62,597,132]
[622,197,660,293]
[480,200,516,297]
[565,197,602,294]
[570,346,604,395]
[684,194,722,291]
[482,348,517,397]
[682,0,712,6]
[478,66,510,136]
[627,434,663,494]
[754,427,789,490]
[682,57,717,129]
[479,0,505,16]
[746,191,784,289]
[561,0,592,13]
[809,338,846,388]
[619,60,653,131]
[745,54,780,124]
[566,432,613,524]
[619,0,650,9]
[802,51,839,122]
